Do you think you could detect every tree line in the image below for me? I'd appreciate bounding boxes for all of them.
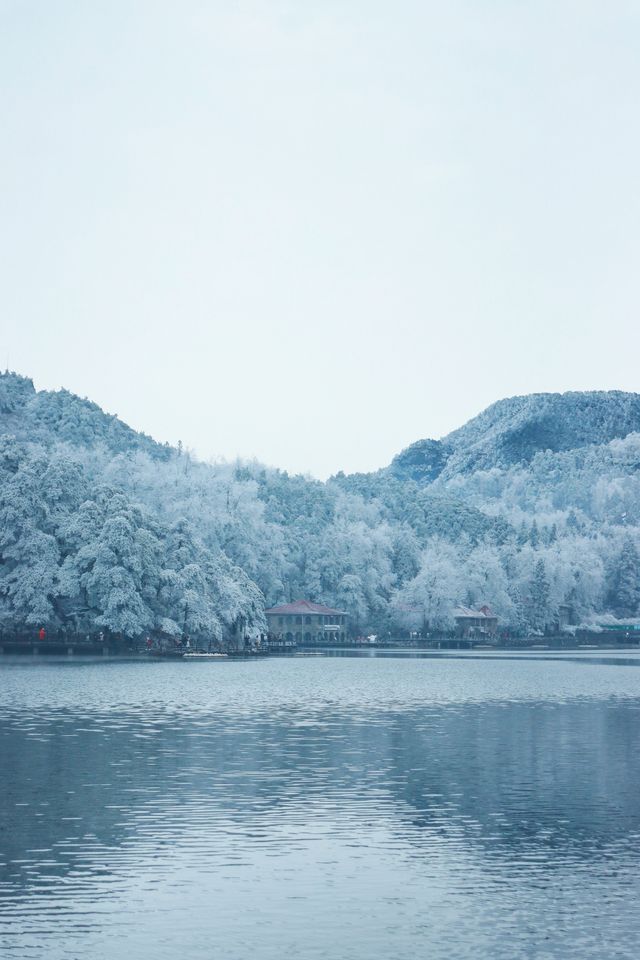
[1,372,639,639]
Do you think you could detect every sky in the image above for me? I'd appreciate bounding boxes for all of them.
[1,1,639,479]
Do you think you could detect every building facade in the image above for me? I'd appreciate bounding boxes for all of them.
[454,604,498,638]
[265,600,348,644]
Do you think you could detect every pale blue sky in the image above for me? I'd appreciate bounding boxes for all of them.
[2,1,639,477]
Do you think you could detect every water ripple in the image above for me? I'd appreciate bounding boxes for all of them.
[1,654,640,958]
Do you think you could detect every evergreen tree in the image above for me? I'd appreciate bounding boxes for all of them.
[529,520,539,548]
[609,538,640,618]
[528,559,551,632]
[566,510,580,533]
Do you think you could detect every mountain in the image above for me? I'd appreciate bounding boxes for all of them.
[390,391,640,482]
[0,371,169,460]
[1,372,640,639]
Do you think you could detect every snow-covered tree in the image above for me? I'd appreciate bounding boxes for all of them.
[608,537,640,618]
[394,540,462,631]
[527,559,551,632]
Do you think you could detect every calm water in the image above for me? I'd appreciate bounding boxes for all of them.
[1,651,640,959]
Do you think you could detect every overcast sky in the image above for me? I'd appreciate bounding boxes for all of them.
[2,1,639,478]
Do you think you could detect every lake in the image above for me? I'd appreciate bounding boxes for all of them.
[1,650,640,959]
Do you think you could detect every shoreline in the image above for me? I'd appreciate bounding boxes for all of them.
[1,644,640,663]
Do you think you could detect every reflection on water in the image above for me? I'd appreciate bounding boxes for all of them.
[1,654,640,959]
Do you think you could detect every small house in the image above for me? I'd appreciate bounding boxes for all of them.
[454,604,498,638]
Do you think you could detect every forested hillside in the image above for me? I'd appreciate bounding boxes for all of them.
[1,372,639,640]
[390,391,640,482]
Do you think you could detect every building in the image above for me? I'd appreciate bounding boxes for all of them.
[454,604,498,638]
[556,603,574,630]
[265,600,348,644]
[594,620,640,639]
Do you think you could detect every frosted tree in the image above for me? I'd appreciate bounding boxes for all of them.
[155,519,224,638]
[58,492,161,636]
[463,545,515,622]
[529,520,540,547]
[394,539,462,632]
[0,441,60,627]
[608,537,640,618]
[543,537,604,623]
[336,574,369,628]
[0,528,60,627]
[528,559,551,632]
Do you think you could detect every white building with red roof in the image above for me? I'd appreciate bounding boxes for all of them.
[265,600,348,644]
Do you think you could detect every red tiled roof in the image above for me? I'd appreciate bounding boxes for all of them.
[265,599,346,616]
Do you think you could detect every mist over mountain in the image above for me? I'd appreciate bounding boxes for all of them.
[1,371,639,640]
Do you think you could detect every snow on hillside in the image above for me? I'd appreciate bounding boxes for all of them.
[1,372,639,637]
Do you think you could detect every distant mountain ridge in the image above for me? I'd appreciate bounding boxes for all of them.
[4,375,639,482]
[390,391,640,483]
[2,371,640,637]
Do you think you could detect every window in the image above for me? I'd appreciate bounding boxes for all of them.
[296,615,302,625]
[305,616,311,624]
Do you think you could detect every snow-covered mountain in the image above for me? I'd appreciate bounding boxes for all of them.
[1,372,639,638]
[390,391,640,482]
[0,371,168,460]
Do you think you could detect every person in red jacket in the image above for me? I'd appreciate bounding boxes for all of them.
[38,627,46,641]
